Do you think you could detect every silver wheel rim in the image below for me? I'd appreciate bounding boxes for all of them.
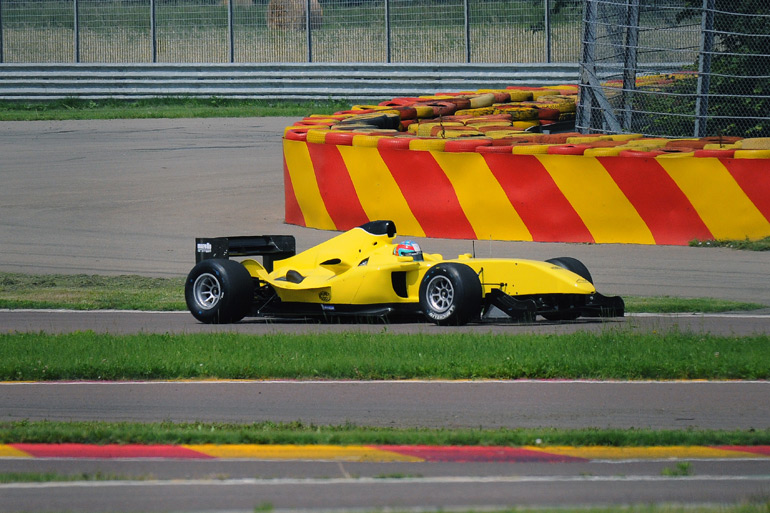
[193,273,222,310]
[426,275,454,313]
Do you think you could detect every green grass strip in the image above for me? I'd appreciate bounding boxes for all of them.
[690,237,770,251]
[624,296,765,313]
[0,98,351,121]
[2,420,769,447]
[0,273,186,311]
[0,471,134,483]
[0,272,765,313]
[1,331,768,381]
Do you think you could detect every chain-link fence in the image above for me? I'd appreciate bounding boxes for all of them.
[577,0,770,138]
[0,0,583,64]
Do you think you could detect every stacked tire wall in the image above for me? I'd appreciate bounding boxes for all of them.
[282,87,770,245]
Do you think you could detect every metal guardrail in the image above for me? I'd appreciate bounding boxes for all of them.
[0,63,581,100]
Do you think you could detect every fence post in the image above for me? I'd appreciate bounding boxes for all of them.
[622,0,640,130]
[577,0,597,132]
[306,0,312,62]
[544,0,551,63]
[151,0,157,63]
[74,0,80,63]
[227,0,234,63]
[0,0,4,64]
[385,0,391,63]
[695,0,714,137]
[464,0,470,63]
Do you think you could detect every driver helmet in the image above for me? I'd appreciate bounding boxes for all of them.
[394,240,423,261]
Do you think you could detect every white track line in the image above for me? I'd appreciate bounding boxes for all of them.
[3,474,770,490]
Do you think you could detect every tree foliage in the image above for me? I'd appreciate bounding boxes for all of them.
[677,1,770,136]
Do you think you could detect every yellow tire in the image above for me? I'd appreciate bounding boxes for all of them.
[511,120,540,130]
[484,130,528,139]
[350,105,395,112]
[735,149,770,159]
[469,93,496,109]
[352,135,387,148]
[470,121,513,129]
[417,122,464,137]
[414,106,436,118]
[306,114,350,120]
[626,138,668,148]
[584,147,624,157]
[739,138,770,149]
[504,90,534,102]
[531,90,556,100]
[501,107,539,121]
[566,135,613,144]
[306,129,331,144]
[409,139,447,151]
[455,107,495,117]
[610,133,643,141]
[544,97,578,113]
[512,144,552,154]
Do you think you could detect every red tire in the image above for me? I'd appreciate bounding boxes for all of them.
[619,150,664,157]
[284,129,308,141]
[324,131,357,146]
[377,137,415,150]
[694,149,736,158]
[477,145,513,153]
[380,98,420,107]
[539,132,582,144]
[537,108,561,121]
[393,106,418,120]
[449,98,472,110]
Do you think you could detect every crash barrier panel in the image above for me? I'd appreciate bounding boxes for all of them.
[283,87,770,246]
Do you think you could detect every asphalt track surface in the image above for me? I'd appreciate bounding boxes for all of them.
[1,118,769,304]
[2,380,769,429]
[1,118,770,512]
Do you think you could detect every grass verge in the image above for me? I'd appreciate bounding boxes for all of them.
[1,331,768,381]
[2,421,769,447]
[0,273,765,313]
[690,237,770,251]
[0,471,135,483]
[0,273,186,311]
[0,98,350,121]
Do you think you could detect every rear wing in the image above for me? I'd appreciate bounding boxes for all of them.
[195,235,296,272]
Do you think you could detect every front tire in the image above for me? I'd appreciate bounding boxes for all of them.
[543,257,593,321]
[419,263,482,326]
[185,259,253,324]
[546,257,593,283]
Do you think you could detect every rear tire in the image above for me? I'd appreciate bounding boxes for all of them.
[419,263,482,326]
[185,259,253,324]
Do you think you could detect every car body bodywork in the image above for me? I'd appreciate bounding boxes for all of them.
[186,220,624,325]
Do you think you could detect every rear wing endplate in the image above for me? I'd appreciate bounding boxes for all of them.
[195,235,296,272]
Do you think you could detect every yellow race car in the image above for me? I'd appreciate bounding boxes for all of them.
[185,220,624,325]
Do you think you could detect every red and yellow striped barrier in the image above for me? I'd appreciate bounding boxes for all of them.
[282,85,769,245]
[283,138,770,245]
[3,444,769,462]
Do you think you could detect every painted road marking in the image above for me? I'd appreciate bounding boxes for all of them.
[3,474,770,490]
[186,444,422,462]
[2,444,768,462]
